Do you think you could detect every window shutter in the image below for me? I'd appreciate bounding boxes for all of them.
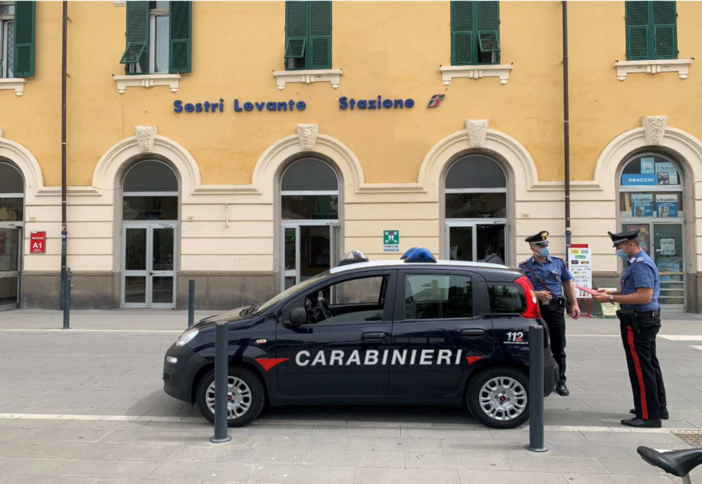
[476,1,500,64]
[451,1,474,65]
[120,1,149,74]
[169,1,192,73]
[285,1,308,64]
[625,1,650,60]
[652,1,676,59]
[309,1,332,69]
[13,1,35,78]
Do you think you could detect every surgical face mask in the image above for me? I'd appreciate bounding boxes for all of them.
[534,246,550,257]
[616,249,628,259]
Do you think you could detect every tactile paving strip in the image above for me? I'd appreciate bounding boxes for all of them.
[673,430,702,448]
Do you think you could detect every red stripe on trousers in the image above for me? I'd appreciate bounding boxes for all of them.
[627,326,648,420]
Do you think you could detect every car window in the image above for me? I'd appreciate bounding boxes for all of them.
[404,274,473,320]
[303,275,388,325]
[488,283,526,313]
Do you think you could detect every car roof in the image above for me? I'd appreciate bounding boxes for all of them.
[329,259,512,275]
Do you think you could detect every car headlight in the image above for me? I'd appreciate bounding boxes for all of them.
[175,328,199,347]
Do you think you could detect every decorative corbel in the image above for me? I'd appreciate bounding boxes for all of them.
[466,120,489,148]
[296,123,319,151]
[135,126,158,153]
[641,116,668,145]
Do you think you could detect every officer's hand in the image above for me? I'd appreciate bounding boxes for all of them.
[596,288,610,294]
[570,303,581,320]
[593,292,610,303]
[535,291,552,303]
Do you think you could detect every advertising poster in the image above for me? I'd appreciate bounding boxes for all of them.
[622,174,657,186]
[641,158,655,174]
[656,193,679,218]
[655,162,679,185]
[631,194,653,217]
[568,244,592,298]
[660,238,676,256]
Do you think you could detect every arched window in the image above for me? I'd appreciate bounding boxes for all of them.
[280,158,340,290]
[445,155,507,264]
[619,152,684,307]
[121,160,178,309]
[0,160,24,311]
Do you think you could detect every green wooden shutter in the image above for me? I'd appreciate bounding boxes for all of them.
[626,1,650,60]
[13,1,35,78]
[169,1,192,73]
[451,1,474,65]
[120,1,149,74]
[652,1,676,59]
[285,1,308,68]
[309,1,332,69]
[476,1,500,64]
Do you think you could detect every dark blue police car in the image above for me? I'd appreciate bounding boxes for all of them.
[163,249,559,429]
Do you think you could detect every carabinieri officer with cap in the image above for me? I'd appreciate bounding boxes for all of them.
[593,229,668,428]
[520,231,580,396]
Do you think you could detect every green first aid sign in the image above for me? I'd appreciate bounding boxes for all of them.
[383,230,400,253]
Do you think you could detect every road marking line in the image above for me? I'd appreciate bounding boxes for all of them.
[660,336,702,341]
[692,346,702,351]
[0,413,697,434]
[0,329,183,334]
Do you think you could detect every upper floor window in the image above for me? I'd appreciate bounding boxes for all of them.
[284,1,332,70]
[0,1,34,79]
[450,1,500,66]
[626,1,677,60]
[120,1,191,75]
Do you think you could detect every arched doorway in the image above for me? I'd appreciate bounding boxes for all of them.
[618,152,686,309]
[444,154,508,264]
[280,158,340,291]
[0,160,23,311]
[121,160,179,308]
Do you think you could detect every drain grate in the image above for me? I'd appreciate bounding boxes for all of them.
[673,430,702,448]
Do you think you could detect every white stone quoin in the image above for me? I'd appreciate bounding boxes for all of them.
[641,116,668,145]
[135,126,158,153]
[296,124,319,151]
[466,120,489,148]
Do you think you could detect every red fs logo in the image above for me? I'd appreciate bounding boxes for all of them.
[427,94,445,108]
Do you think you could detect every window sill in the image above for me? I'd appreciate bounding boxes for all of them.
[273,69,342,90]
[440,64,513,86]
[113,74,181,94]
[0,78,26,96]
[614,59,693,81]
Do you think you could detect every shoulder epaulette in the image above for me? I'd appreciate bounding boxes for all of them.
[519,259,530,266]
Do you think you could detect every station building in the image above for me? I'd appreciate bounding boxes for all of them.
[1,1,702,312]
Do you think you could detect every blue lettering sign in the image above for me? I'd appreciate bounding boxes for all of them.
[339,96,415,110]
[622,174,657,186]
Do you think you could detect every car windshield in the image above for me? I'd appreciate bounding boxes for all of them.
[252,272,330,315]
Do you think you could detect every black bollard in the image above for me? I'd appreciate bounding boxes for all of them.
[210,321,232,444]
[188,280,195,328]
[62,268,71,330]
[526,325,548,452]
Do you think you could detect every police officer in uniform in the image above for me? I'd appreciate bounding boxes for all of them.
[593,230,668,428]
[520,231,581,396]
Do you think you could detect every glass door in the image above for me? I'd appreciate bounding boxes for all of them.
[123,224,176,308]
[0,227,21,311]
[280,222,336,291]
[653,223,685,309]
[447,224,474,261]
[446,222,507,263]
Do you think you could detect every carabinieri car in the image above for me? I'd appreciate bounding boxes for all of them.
[163,248,559,429]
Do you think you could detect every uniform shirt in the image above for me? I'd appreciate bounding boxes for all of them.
[519,255,573,298]
[620,250,660,312]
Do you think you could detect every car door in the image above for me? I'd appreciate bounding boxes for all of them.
[275,269,397,397]
[389,268,495,396]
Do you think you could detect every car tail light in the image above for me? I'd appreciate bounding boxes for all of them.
[515,276,541,320]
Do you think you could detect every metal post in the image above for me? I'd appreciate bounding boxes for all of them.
[62,268,71,330]
[210,321,231,444]
[526,325,548,452]
[60,1,69,310]
[562,1,572,261]
[188,280,195,328]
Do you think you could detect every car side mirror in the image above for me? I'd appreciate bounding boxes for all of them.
[289,307,308,326]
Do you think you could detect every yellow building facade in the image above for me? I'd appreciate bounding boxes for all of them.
[1,1,701,312]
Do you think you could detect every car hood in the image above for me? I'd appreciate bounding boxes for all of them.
[195,306,251,326]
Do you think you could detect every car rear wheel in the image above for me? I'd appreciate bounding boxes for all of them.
[196,366,265,427]
[466,367,529,429]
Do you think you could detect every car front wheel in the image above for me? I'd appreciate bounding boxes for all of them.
[466,367,529,429]
[196,366,265,427]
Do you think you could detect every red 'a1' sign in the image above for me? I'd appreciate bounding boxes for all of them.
[30,231,46,254]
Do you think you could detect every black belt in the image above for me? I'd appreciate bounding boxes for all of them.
[634,309,661,318]
[540,298,565,307]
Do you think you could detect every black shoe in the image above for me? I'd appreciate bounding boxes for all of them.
[629,408,669,420]
[621,417,662,428]
[556,383,570,396]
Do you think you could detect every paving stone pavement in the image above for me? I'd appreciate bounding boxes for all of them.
[0,311,701,483]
